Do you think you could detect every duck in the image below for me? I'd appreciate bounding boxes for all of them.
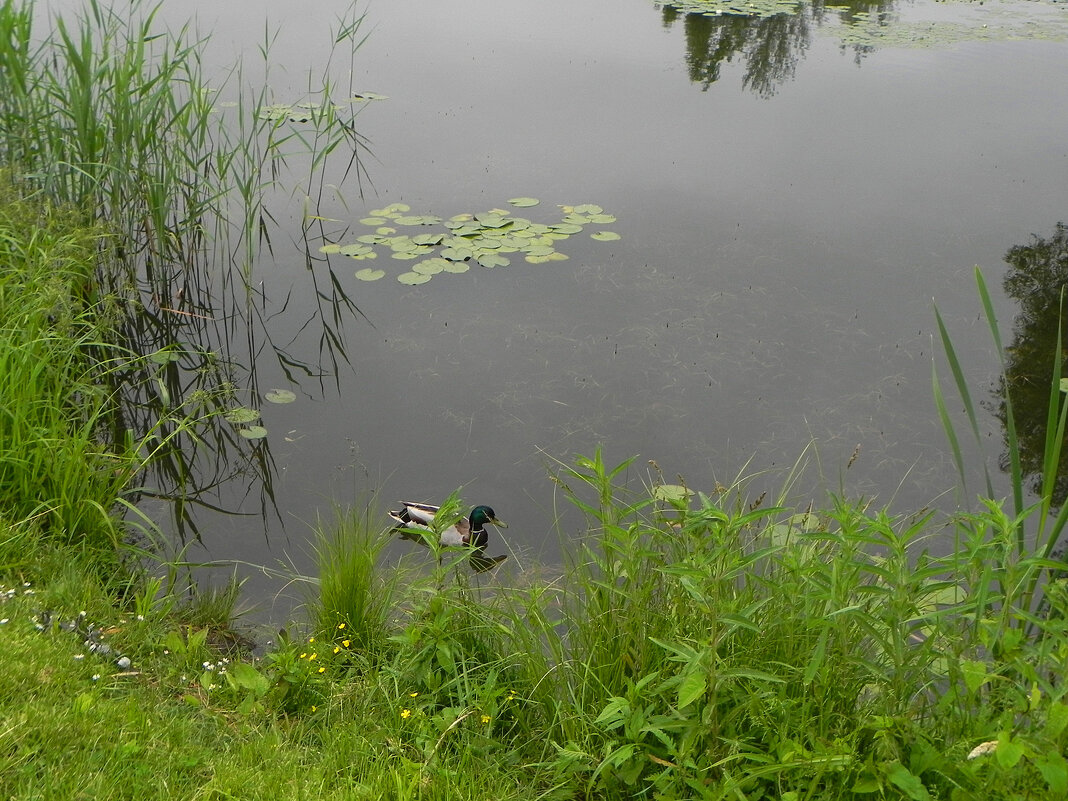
[389,501,509,572]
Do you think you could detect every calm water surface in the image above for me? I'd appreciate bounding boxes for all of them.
[127,0,1068,617]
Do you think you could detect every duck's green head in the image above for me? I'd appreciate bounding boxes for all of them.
[470,505,507,530]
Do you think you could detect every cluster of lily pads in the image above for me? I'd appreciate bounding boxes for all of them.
[663,0,801,19]
[319,198,621,285]
[258,93,388,124]
[224,388,296,441]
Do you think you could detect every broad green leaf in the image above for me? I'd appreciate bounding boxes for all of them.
[552,223,583,234]
[654,484,693,502]
[413,259,445,275]
[677,670,706,710]
[442,261,470,273]
[239,426,268,440]
[339,243,372,256]
[960,660,989,694]
[508,197,539,207]
[264,389,296,404]
[477,253,510,269]
[355,268,386,281]
[225,407,260,424]
[318,243,341,254]
[148,349,183,364]
[573,204,603,214]
[592,231,621,241]
[886,762,931,801]
[1046,702,1068,737]
[397,272,432,285]
[359,217,386,225]
[441,247,473,261]
[1036,751,1068,794]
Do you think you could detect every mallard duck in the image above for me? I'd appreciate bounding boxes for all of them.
[389,502,508,572]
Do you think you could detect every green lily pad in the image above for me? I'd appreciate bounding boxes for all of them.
[318,243,342,254]
[397,271,432,285]
[239,426,269,440]
[264,389,297,404]
[477,253,511,268]
[148,349,183,364]
[442,261,471,273]
[508,197,540,207]
[587,214,617,224]
[441,247,474,262]
[225,407,260,424]
[475,213,509,228]
[573,204,603,214]
[355,268,386,281]
[360,217,386,226]
[340,243,373,257]
[551,223,583,235]
[654,484,694,503]
[412,259,446,275]
[591,231,621,241]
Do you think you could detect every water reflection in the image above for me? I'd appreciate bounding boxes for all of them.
[994,222,1068,507]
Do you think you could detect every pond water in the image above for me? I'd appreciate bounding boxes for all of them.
[125,0,1068,618]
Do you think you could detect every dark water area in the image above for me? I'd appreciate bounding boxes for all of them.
[113,0,1068,619]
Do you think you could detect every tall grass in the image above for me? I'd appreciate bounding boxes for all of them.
[291,450,1067,799]
[0,0,372,538]
[0,178,131,557]
[934,267,1068,618]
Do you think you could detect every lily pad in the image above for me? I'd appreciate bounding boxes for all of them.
[442,261,471,273]
[239,426,269,440]
[508,197,540,207]
[397,271,432,285]
[318,243,342,254]
[355,268,386,281]
[225,407,260,424]
[340,243,373,257]
[441,247,474,262]
[264,389,297,404]
[360,217,387,226]
[477,253,511,269]
[412,259,446,275]
[591,231,621,241]
[654,484,694,503]
[147,349,183,364]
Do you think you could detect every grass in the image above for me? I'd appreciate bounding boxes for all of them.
[1,2,1067,797]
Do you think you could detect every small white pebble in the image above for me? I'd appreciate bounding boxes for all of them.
[91,674,100,681]
[116,656,131,669]
[0,618,9,625]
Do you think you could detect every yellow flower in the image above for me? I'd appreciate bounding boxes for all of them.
[409,692,419,698]
[401,708,411,719]
[481,714,491,724]
[309,653,318,661]
[318,667,326,674]
[342,640,351,648]
[299,653,307,659]
[337,623,346,630]
[308,637,315,643]
[311,705,317,712]
[333,646,340,654]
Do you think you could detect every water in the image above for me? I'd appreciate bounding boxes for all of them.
[129,0,1068,618]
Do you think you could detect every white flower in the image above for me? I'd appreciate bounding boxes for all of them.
[967,741,999,760]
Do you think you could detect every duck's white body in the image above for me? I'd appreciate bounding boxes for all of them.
[388,501,509,572]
